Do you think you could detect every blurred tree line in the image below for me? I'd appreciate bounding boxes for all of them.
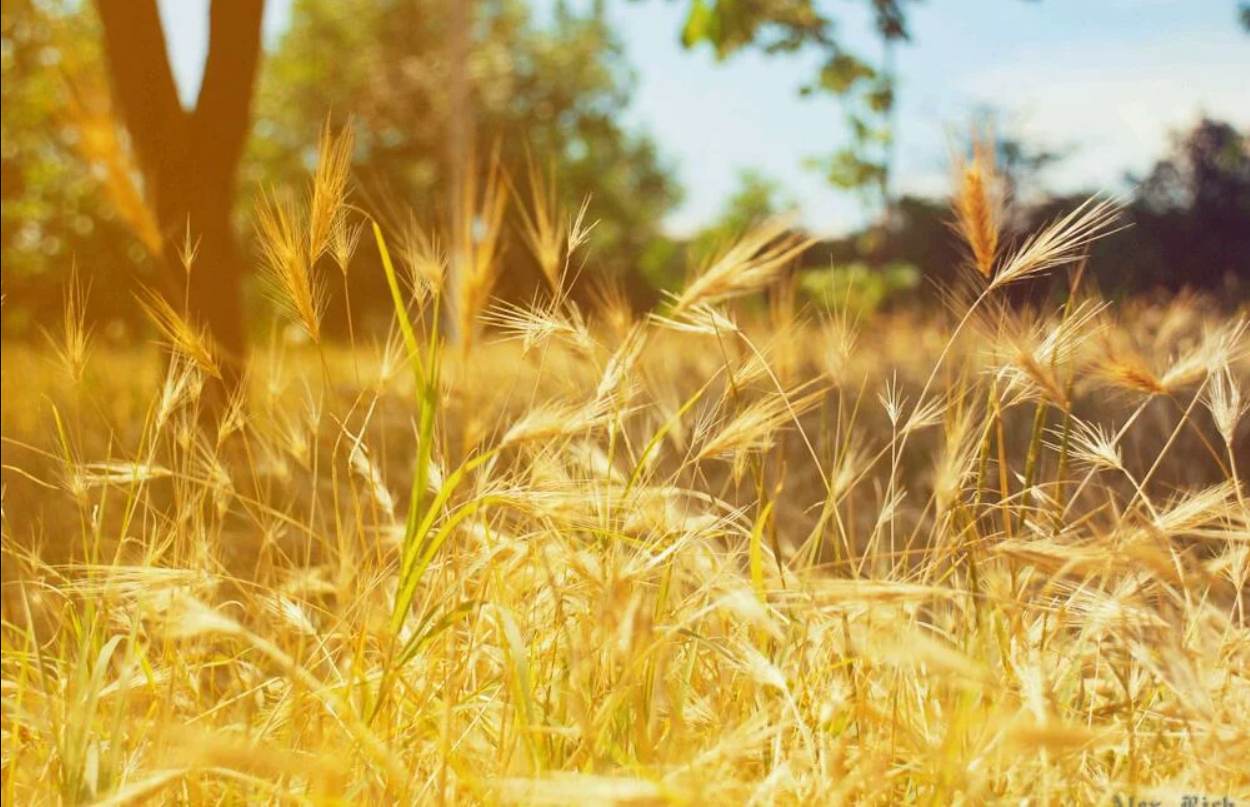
[693,118,1250,313]
[2,0,1248,347]
[807,118,1250,310]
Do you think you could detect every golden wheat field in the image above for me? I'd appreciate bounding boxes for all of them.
[3,135,1249,806]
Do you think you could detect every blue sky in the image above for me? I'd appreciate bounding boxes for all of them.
[158,0,1249,235]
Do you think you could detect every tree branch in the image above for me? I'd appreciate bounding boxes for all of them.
[192,0,265,180]
[94,0,186,191]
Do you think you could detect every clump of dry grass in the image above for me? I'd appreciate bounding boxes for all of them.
[511,153,593,295]
[255,122,357,345]
[308,119,355,263]
[3,148,1249,807]
[47,261,93,383]
[671,214,814,313]
[447,148,509,349]
[256,189,328,344]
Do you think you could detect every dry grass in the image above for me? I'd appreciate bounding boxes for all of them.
[2,157,1249,805]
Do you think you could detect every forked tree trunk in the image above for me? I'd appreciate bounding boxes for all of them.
[95,0,264,391]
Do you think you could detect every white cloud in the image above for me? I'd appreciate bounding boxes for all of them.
[943,34,1250,192]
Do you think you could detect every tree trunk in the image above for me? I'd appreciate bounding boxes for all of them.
[95,0,264,391]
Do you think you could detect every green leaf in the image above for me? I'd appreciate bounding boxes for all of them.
[819,53,876,95]
[372,221,423,382]
[749,500,776,603]
[866,81,895,113]
[681,0,713,48]
[390,452,499,635]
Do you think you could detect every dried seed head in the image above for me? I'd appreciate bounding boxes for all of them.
[672,215,813,313]
[308,119,354,262]
[952,135,1002,280]
[992,197,1124,290]
[177,217,200,276]
[1204,365,1247,446]
[136,287,221,378]
[1056,418,1122,471]
[256,189,326,343]
[329,213,364,276]
[50,261,92,383]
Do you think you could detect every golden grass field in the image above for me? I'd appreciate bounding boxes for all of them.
[2,137,1249,804]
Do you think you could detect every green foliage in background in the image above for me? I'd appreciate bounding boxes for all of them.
[1,0,150,334]
[251,0,681,292]
[693,169,791,253]
[677,0,912,214]
[799,260,919,315]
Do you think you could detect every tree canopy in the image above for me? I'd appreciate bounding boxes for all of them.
[1,0,150,332]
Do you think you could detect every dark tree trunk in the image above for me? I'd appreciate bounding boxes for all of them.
[95,0,264,389]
